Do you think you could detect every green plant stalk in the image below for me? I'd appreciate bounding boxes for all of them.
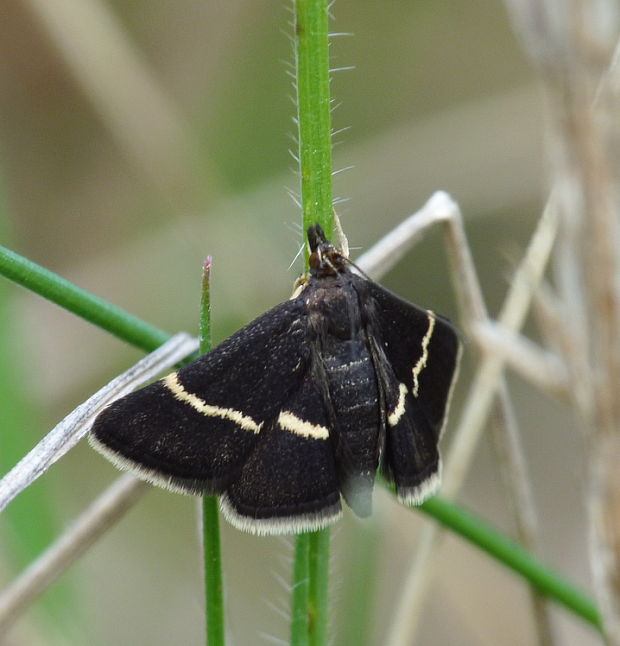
[0,245,169,352]
[296,0,333,240]
[307,528,330,646]
[0,179,79,644]
[291,533,311,646]
[420,497,603,632]
[199,257,225,646]
[202,497,224,645]
[290,531,333,646]
[292,0,334,644]
[0,245,604,631]
[338,522,380,646]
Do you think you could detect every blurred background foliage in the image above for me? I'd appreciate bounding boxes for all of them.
[0,1,595,645]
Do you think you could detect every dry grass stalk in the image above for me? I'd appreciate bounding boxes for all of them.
[504,1,620,641]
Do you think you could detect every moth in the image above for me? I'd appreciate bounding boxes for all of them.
[90,225,461,535]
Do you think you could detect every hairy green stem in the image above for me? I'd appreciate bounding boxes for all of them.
[291,534,311,646]
[296,0,333,240]
[291,0,334,644]
[307,529,330,646]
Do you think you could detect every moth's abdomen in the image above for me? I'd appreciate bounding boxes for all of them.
[323,338,380,516]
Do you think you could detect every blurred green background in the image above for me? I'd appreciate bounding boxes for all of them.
[0,1,596,645]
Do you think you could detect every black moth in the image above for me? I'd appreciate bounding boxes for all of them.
[90,225,461,535]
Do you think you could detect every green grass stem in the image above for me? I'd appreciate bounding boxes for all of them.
[202,495,224,646]
[0,177,81,644]
[0,245,169,352]
[199,257,225,646]
[420,497,603,632]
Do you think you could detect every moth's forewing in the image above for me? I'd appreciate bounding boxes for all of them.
[355,275,460,503]
[90,300,309,495]
[359,276,460,436]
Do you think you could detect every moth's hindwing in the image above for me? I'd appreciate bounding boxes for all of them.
[221,375,342,535]
[356,275,460,504]
[90,300,308,496]
[382,370,442,504]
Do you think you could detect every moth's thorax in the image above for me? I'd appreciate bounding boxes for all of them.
[305,274,363,341]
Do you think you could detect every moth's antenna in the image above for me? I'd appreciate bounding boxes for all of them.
[332,209,349,258]
[343,256,372,282]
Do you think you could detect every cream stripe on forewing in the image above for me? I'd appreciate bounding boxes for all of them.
[163,372,263,433]
[388,383,408,427]
[412,310,435,398]
[278,411,329,440]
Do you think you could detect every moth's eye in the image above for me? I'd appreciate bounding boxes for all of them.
[309,252,320,269]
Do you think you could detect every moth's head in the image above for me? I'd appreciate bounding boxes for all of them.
[307,224,347,276]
